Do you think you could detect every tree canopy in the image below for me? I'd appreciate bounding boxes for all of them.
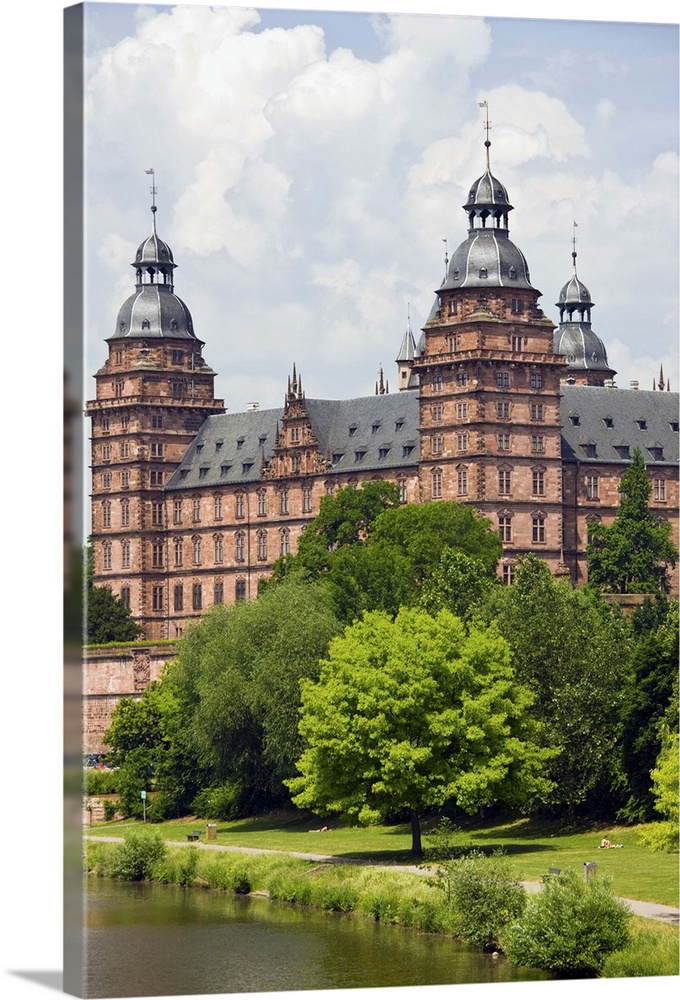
[586,448,678,595]
[87,585,143,644]
[287,606,555,855]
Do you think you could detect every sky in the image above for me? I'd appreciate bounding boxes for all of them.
[80,2,679,415]
[1,4,679,1000]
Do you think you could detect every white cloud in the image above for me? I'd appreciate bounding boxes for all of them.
[595,97,616,125]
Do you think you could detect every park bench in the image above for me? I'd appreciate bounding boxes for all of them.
[542,867,561,882]
[187,830,201,841]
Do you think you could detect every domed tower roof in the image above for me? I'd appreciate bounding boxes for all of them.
[110,178,199,342]
[435,130,538,297]
[553,227,614,379]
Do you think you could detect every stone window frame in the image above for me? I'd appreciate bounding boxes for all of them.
[531,511,547,544]
[121,539,131,569]
[456,464,468,497]
[213,533,224,564]
[431,467,443,499]
[498,509,513,543]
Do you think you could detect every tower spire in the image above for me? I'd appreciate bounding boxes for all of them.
[572,220,578,274]
[658,364,665,391]
[145,168,157,236]
[478,100,491,168]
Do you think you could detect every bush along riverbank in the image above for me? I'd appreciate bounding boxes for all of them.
[84,831,678,979]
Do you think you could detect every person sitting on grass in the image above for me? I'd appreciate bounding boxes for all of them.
[600,836,623,848]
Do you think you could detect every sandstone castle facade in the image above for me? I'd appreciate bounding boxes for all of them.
[87,143,679,641]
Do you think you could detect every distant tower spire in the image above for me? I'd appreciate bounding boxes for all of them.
[658,364,665,392]
[145,168,157,235]
[572,220,578,274]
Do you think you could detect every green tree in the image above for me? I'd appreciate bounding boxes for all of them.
[586,448,678,595]
[168,574,342,809]
[287,607,555,856]
[618,602,679,821]
[436,850,527,951]
[638,733,679,853]
[479,555,632,818]
[86,585,143,644]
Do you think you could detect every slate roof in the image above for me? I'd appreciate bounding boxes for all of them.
[164,391,422,491]
[560,386,679,466]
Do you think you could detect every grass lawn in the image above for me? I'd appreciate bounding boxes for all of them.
[93,811,679,907]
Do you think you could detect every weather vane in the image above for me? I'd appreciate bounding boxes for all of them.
[572,219,578,272]
[478,101,491,165]
[145,168,157,231]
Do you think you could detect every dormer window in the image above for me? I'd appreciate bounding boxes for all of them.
[215,440,223,451]
[372,422,381,434]
[378,447,390,459]
[354,450,366,462]
[636,419,647,430]
[332,453,344,464]
[603,416,614,429]
[237,438,245,450]
[478,267,488,279]
[220,464,231,476]
[670,420,679,432]
[141,319,150,330]
[348,425,357,437]
[569,414,580,426]
[199,466,209,478]
[395,420,404,432]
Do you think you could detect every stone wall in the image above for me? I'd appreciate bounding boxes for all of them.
[84,643,177,754]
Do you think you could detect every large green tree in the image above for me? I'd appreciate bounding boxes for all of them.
[87,585,143,644]
[586,447,678,595]
[478,556,633,818]
[167,574,343,809]
[288,607,555,856]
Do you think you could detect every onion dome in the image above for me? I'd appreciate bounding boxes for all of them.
[437,136,538,295]
[110,199,198,341]
[553,236,613,375]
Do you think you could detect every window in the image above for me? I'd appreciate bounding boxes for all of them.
[174,537,183,567]
[121,539,130,569]
[378,447,391,460]
[532,515,546,544]
[291,454,301,474]
[532,470,545,496]
[150,471,164,486]
[121,415,129,430]
[498,515,512,542]
[432,403,444,421]
[280,528,290,556]
[192,536,202,565]
[220,464,231,477]
[431,434,444,455]
[172,382,184,399]
[457,402,468,419]
[214,495,222,520]
[121,471,129,488]
[152,540,164,568]
[214,582,224,605]
[456,372,468,386]
[101,416,110,431]
[152,501,163,526]
[102,501,111,528]
[280,487,289,514]
[214,534,223,563]
[569,414,580,426]
[121,442,129,459]
[348,425,357,437]
[497,433,510,451]
[235,531,245,562]
[114,380,123,398]
[530,373,543,389]
[497,372,510,388]
[173,584,183,611]
[235,579,246,602]
[496,401,509,419]
[152,585,164,611]
[120,586,131,609]
[402,444,415,457]
[585,474,599,500]
[457,432,468,451]
[121,499,130,526]
[257,490,267,517]
[510,299,523,316]
[152,414,163,429]
[102,541,112,570]
[457,467,468,496]
[614,444,630,460]
[636,419,647,430]
[395,420,404,432]
[510,335,522,351]
[325,481,335,495]
[531,435,545,454]
[654,478,666,502]
[432,469,442,499]
[171,349,183,365]
[173,499,183,524]
[303,486,313,513]
[102,444,111,462]
[432,375,443,392]
[398,479,407,504]
[151,442,164,458]
[291,427,300,443]
[603,416,614,429]
[192,583,202,611]
[193,498,201,522]
[583,443,597,458]
[502,563,515,585]
[530,403,544,421]
[102,471,111,489]
[447,333,457,352]
[257,530,268,562]
[235,494,244,519]
[498,469,511,495]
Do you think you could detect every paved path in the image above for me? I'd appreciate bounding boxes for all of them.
[85,835,679,925]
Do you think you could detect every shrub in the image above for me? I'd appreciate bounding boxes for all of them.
[503,871,631,975]
[191,782,243,820]
[601,924,679,978]
[110,829,167,881]
[434,849,526,950]
[102,799,118,822]
[85,769,119,796]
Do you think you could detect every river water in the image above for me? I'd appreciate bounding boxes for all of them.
[84,878,548,998]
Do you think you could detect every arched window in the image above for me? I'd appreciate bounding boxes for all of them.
[235,531,245,563]
[257,530,268,562]
[280,528,290,557]
[192,536,202,565]
[121,539,131,569]
[174,537,183,567]
[214,534,223,563]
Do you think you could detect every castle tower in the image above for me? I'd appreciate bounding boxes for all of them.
[553,226,616,386]
[396,308,418,390]
[86,182,224,640]
[413,120,567,579]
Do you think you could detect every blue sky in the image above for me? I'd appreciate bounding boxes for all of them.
[78,2,679,414]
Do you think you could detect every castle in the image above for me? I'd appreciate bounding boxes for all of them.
[86,140,679,641]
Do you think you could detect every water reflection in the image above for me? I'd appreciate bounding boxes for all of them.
[85,878,548,998]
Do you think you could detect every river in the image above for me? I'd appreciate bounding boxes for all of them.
[84,878,549,998]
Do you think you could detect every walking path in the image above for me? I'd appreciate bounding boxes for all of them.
[85,835,679,925]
